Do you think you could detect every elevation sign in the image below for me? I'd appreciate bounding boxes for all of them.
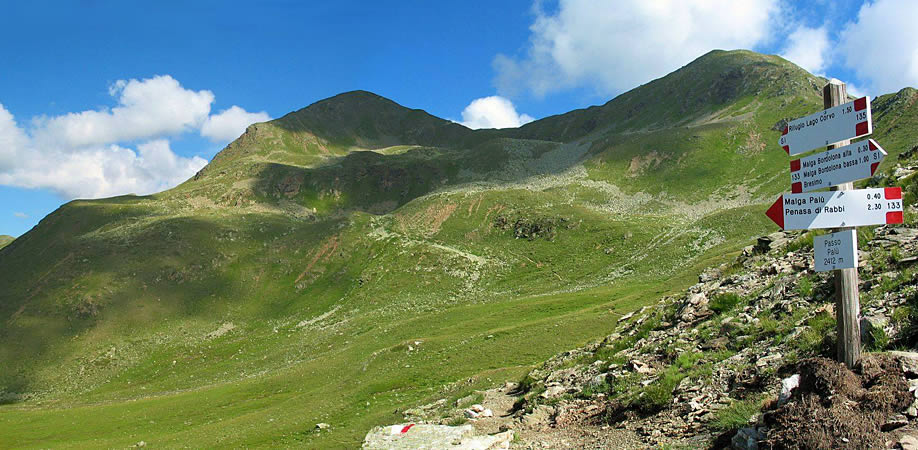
[779,96,872,155]
[814,230,858,272]
[790,139,886,193]
[765,187,904,230]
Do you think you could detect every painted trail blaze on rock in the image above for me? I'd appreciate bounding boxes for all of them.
[778,96,872,156]
[765,187,903,230]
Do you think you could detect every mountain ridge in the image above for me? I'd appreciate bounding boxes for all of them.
[2,49,917,448]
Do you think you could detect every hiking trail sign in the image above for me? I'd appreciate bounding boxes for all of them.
[814,230,858,272]
[766,80,903,369]
[790,139,886,193]
[778,96,872,155]
[765,187,904,230]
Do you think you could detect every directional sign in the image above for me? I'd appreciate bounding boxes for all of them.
[790,139,886,193]
[765,187,904,230]
[779,96,872,155]
[815,230,858,272]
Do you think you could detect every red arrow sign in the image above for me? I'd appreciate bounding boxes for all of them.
[766,187,904,230]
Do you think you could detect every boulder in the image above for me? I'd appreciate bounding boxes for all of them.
[890,351,918,377]
[521,405,555,429]
[731,426,764,450]
[778,374,800,405]
[755,232,790,254]
[900,434,918,450]
[860,316,888,347]
[362,424,513,449]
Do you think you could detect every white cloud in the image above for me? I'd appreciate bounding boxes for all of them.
[33,75,214,148]
[839,0,918,94]
[0,105,28,172]
[495,0,780,97]
[201,105,270,142]
[781,25,831,75]
[0,100,206,199]
[13,212,28,219]
[459,96,534,129]
[0,122,206,199]
[0,75,270,199]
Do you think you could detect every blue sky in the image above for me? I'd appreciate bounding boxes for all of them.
[2,0,916,237]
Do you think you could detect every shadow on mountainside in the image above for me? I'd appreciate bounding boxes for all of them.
[0,198,351,402]
[242,135,587,216]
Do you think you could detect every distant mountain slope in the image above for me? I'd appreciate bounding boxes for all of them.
[1,50,916,448]
[0,235,12,250]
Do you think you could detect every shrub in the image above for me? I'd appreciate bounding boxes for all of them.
[797,276,814,299]
[710,293,742,315]
[711,398,762,432]
[867,326,890,351]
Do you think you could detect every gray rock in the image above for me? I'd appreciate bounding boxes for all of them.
[894,167,916,180]
[541,385,567,399]
[755,232,790,254]
[885,228,918,244]
[588,374,607,387]
[731,426,763,450]
[755,353,782,369]
[890,351,918,377]
[778,374,800,405]
[699,268,721,283]
[900,434,918,450]
[521,405,555,429]
[630,359,655,375]
[882,413,908,431]
[362,424,513,449]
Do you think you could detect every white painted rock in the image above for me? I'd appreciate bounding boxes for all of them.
[362,424,513,449]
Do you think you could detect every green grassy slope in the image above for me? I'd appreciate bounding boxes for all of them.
[1,50,916,447]
[0,235,12,250]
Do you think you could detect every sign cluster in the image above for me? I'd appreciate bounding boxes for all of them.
[765,96,904,271]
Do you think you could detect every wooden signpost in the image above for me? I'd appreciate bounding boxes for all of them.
[766,80,903,368]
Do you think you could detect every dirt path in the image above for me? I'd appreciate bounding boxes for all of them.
[465,385,644,449]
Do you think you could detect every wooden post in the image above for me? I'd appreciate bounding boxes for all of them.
[824,80,861,368]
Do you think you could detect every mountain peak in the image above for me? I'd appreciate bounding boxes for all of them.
[269,90,471,150]
[512,49,824,142]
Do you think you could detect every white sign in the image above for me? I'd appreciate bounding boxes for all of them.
[779,97,872,156]
[790,139,886,193]
[765,187,904,230]
[814,230,858,272]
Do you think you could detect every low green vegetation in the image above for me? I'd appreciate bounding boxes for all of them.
[711,397,764,432]
[710,293,743,315]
